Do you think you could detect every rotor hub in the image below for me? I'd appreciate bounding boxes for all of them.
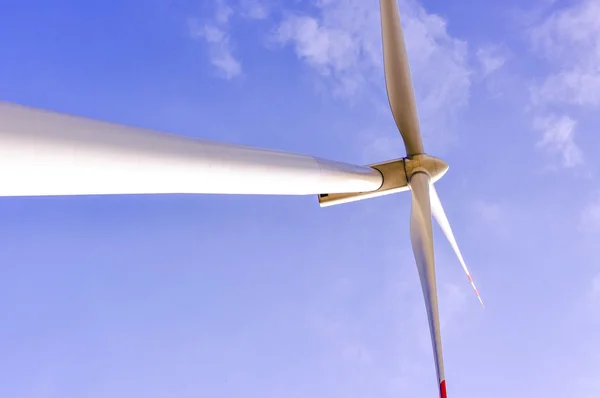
[404,154,449,183]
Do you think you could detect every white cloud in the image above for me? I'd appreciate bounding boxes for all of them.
[306,269,416,397]
[190,0,272,78]
[271,0,471,150]
[438,282,468,329]
[191,22,242,79]
[467,199,512,239]
[473,200,503,225]
[191,0,471,153]
[189,1,242,79]
[240,0,270,20]
[530,0,600,107]
[191,0,474,157]
[214,0,234,24]
[476,45,506,77]
[271,9,374,98]
[527,0,600,168]
[533,114,584,168]
[533,70,600,108]
[580,191,600,233]
[275,15,358,76]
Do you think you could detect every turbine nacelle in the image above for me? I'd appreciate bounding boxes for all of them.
[317,154,448,207]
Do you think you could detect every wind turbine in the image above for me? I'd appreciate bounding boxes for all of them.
[0,1,482,396]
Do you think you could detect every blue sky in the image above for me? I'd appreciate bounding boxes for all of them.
[1,0,599,397]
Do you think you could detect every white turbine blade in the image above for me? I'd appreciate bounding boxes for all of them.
[409,172,447,398]
[0,102,382,197]
[380,0,424,156]
[430,183,484,308]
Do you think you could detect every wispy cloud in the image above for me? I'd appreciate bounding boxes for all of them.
[476,45,507,77]
[526,0,600,168]
[472,200,503,225]
[468,199,512,237]
[464,198,516,246]
[270,0,471,153]
[438,282,468,329]
[189,1,242,79]
[189,0,272,79]
[530,0,600,107]
[306,268,416,397]
[533,114,583,168]
[240,0,270,20]
[191,0,471,157]
[193,23,242,79]
[580,191,600,233]
[273,15,363,95]
[214,0,234,24]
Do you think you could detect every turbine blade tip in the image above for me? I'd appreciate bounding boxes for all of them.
[440,380,447,398]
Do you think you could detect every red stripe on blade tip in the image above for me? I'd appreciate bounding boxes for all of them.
[440,380,447,398]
